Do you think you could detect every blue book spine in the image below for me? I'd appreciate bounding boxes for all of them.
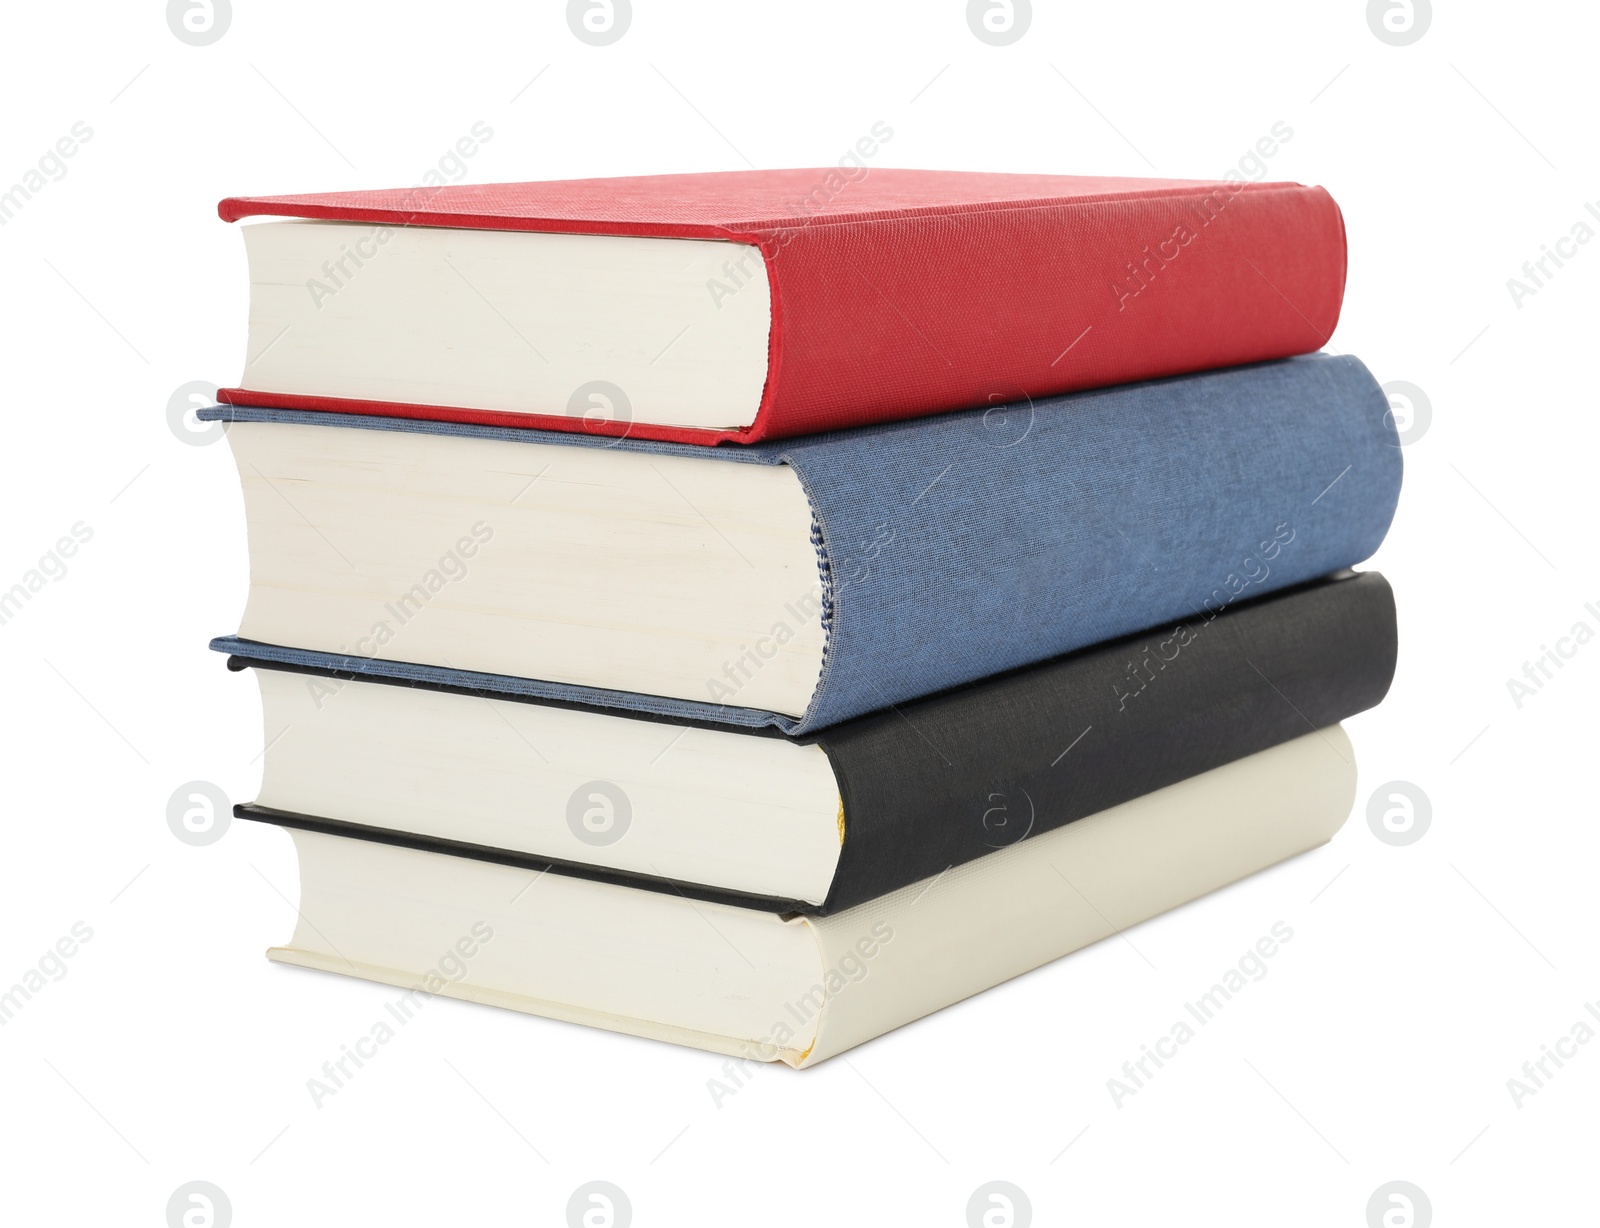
[784,352,1400,730]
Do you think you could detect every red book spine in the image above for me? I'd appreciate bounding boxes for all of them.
[750,183,1345,441]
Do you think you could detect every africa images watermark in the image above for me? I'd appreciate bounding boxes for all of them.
[1505,998,1600,1109]
[703,522,891,706]
[0,922,95,1027]
[306,923,494,1108]
[1,122,94,227]
[302,122,497,311]
[1112,522,1296,711]
[305,520,495,709]
[167,0,232,46]
[967,0,1032,46]
[705,586,828,706]
[166,1182,232,1228]
[1367,0,1431,46]
[1505,199,1600,311]
[567,780,631,847]
[1111,123,1296,313]
[1503,599,1600,709]
[1106,922,1295,1107]
[0,522,94,630]
[760,122,896,259]
[567,0,631,46]
[706,921,895,1105]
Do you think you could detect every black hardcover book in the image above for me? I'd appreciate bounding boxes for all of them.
[223,570,1396,914]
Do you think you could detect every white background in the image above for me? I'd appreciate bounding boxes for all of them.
[1,1,1595,1224]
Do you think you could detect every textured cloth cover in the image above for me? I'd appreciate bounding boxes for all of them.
[815,571,1393,911]
[204,352,1401,734]
[218,168,1347,444]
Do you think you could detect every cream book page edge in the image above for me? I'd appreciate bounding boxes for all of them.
[266,728,1354,1068]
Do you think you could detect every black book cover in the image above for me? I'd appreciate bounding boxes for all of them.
[227,571,1396,914]
[815,570,1395,911]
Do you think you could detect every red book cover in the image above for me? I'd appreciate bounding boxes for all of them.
[217,168,1346,445]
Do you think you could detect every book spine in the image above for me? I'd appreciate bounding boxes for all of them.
[752,183,1345,441]
[814,572,1395,913]
[791,353,1401,732]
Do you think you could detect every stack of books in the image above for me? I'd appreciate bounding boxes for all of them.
[203,169,1400,1066]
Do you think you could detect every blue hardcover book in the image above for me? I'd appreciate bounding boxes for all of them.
[204,353,1400,734]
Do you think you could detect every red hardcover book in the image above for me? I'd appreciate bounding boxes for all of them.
[218,168,1346,446]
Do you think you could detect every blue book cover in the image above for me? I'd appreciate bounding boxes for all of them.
[206,352,1401,734]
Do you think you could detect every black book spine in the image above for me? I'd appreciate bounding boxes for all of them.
[815,571,1397,913]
